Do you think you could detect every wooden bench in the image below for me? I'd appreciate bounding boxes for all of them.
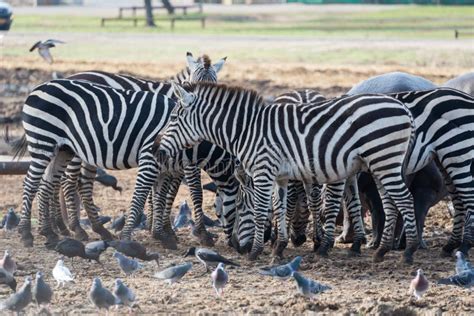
[455,29,474,39]
[118,4,202,18]
[101,15,206,29]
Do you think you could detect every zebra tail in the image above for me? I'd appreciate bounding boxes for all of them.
[402,111,417,180]
[3,127,28,161]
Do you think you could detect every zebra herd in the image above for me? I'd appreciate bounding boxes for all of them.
[10,52,474,266]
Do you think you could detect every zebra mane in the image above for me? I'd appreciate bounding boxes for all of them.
[187,82,264,106]
[200,55,211,69]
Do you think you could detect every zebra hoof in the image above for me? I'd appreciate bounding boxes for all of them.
[317,246,330,257]
[457,242,471,256]
[194,229,216,247]
[402,253,414,265]
[441,242,460,257]
[291,234,307,247]
[74,226,89,241]
[348,241,362,257]
[45,233,59,246]
[272,241,288,258]
[248,249,263,261]
[373,247,390,263]
[239,242,253,254]
[367,239,380,250]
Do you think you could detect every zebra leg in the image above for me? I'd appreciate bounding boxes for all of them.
[50,182,70,236]
[78,164,113,240]
[18,148,56,247]
[272,180,289,259]
[185,165,215,247]
[62,158,88,241]
[37,150,74,244]
[152,175,178,250]
[303,182,324,252]
[343,177,367,256]
[318,181,345,257]
[145,192,154,231]
[163,176,181,237]
[249,171,275,261]
[121,154,159,240]
[292,191,309,247]
[372,172,418,264]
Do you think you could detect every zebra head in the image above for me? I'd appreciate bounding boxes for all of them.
[185,52,227,83]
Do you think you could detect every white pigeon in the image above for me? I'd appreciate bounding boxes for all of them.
[52,259,74,287]
[29,39,65,64]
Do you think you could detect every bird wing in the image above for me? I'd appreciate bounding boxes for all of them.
[198,250,239,266]
[274,265,292,278]
[44,39,65,45]
[38,47,53,64]
[29,41,41,52]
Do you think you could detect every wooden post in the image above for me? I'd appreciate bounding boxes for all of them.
[184,7,187,15]
[101,18,105,27]
[455,30,458,39]
[134,18,138,27]
[119,7,123,18]
[201,17,205,29]
[171,18,175,30]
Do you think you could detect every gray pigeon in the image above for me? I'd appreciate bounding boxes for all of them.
[89,277,116,311]
[0,276,32,313]
[95,168,122,193]
[259,256,302,280]
[0,250,17,274]
[184,247,239,272]
[113,279,136,310]
[109,240,159,264]
[111,214,126,232]
[408,269,429,300]
[0,267,16,292]
[204,214,222,228]
[29,39,65,64]
[85,241,109,263]
[211,263,228,297]
[79,216,112,227]
[1,208,19,232]
[32,272,53,307]
[455,251,473,274]
[154,262,193,284]
[292,272,331,299]
[438,269,474,288]
[113,252,142,276]
[173,201,192,230]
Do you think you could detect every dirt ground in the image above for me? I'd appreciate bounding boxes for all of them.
[0,61,473,314]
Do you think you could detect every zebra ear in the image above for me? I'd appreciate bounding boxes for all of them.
[186,52,198,72]
[213,56,227,74]
[171,82,194,108]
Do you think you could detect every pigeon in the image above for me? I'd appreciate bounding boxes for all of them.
[0,208,19,232]
[54,238,89,264]
[113,252,143,276]
[154,262,193,284]
[0,250,17,274]
[113,279,136,310]
[259,256,302,280]
[89,277,116,311]
[292,272,331,299]
[52,259,74,287]
[438,270,474,288]
[109,240,159,265]
[0,276,32,313]
[85,240,109,263]
[173,201,192,230]
[184,247,239,272]
[32,272,53,307]
[95,168,123,193]
[455,251,473,274]
[0,267,16,292]
[79,215,112,227]
[111,213,126,232]
[203,214,222,228]
[211,263,228,297]
[408,269,429,300]
[29,39,65,64]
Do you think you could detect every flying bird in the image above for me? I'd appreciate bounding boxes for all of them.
[29,39,65,64]
[0,208,20,233]
[113,279,136,311]
[52,259,74,287]
[89,277,116,311]
[95,168,123,193]
[173,201,192,230]
[259,256,302,280]
[408,269,429,300]
[109,240,159,265]
[292,272,331,299]
[184,247,239,272]
[0,276,32,313]
[211,263,228,297]
[0,250,17,274]
[154,262,193,285]
[113,252,143,276]
[32,272,53,308]
[0,267,16,292]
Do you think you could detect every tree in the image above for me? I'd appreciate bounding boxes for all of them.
[144,0,156,27]
[162,0,175,14]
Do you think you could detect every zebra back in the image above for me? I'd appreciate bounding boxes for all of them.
[273,89,326,104]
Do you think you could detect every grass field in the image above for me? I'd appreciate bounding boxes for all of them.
[11,5,474,39]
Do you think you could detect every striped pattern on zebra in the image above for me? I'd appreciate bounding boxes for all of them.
[47,53,227,244]
[156,82,418,262]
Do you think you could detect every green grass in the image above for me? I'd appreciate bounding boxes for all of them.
[10,5,474,39]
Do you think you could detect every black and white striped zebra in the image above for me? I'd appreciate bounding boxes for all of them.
[156,82,419,262]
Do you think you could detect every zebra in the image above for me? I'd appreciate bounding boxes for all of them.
[156,82,419,262]
[15,52,228,247]
[48,53,228,243]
